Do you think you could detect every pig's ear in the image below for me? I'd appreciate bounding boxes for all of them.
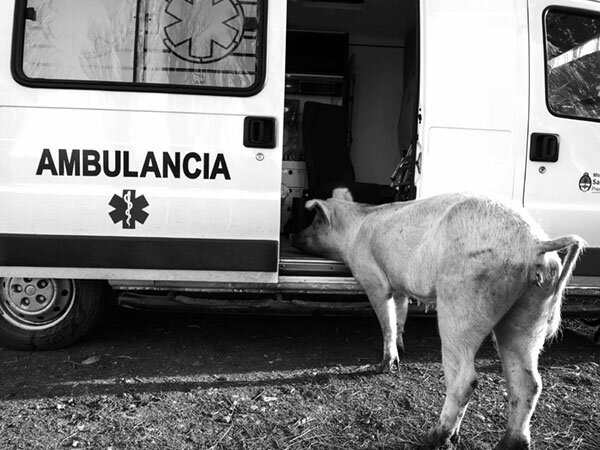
[305,199,332,226]
[331,187,353,202]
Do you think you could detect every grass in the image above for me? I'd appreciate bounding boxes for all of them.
[0,314,598,449]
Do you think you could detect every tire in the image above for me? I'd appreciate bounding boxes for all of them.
[0,278,109,350]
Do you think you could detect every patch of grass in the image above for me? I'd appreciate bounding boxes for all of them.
[0,317,598,449]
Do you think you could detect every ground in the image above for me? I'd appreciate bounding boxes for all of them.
[0,308,598,450]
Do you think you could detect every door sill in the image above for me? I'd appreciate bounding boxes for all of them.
[278,235,351,276]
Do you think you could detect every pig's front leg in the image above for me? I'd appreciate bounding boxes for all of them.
[394,294,409,355]
[363,285,399,374]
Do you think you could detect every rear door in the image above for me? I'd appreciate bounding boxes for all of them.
[0,0,286,283]
[525,1,600,247]
[416,0,529,202]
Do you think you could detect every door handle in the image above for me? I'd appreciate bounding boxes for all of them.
[244,117,276,149]
[530,133,559,162]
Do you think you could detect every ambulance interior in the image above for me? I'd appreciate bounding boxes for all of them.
[280,0,418,275]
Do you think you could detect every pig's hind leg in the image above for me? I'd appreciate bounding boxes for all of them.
[423,285,501,449]
[492,288,557,450]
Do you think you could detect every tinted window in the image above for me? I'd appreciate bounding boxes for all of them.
[16,0,265,94]
[545,9,600,119]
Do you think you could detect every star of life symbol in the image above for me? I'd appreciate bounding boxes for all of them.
[164,0,245,64]
[109,190,149,229]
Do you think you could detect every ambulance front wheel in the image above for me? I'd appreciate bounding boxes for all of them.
[0,278,108,350]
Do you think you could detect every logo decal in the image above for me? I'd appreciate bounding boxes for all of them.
[579,172,592,192]
[164,0,245,64]
[109,190,149,229]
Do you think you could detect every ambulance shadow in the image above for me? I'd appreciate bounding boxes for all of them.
[0,310,444,400]
[0,311,595,401]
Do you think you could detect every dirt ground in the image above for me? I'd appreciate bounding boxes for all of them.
[0,307,599,450]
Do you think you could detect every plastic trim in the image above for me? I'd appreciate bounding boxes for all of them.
[0,234,278,272]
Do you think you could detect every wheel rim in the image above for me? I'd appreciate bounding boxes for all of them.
[0,278,76,330]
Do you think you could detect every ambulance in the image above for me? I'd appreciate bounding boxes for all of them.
[1,0,599,349]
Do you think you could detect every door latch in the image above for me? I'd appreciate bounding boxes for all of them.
[244,117,276,149]
[530,133,559,162]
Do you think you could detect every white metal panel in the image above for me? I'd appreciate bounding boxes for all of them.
[417,0,529,202]
[426,127,513,198]
[0,107,279,239]
[0,267,273,283]
[525,0,600,246]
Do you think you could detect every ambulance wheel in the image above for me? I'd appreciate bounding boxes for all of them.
[0,278,108,350]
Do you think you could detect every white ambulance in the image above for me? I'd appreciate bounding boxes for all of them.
[1,0,599,349]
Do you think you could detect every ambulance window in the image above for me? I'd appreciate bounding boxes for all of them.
[545,9,600,120]
[14,0,266,95]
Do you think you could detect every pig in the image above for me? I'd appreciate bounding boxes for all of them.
[290,192,583,450]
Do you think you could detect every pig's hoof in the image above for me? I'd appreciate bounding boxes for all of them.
[396,342,405,356]
[376,355,400,374]
[493,435,530,450]
[421,428,453,449]
[450,431,460,446]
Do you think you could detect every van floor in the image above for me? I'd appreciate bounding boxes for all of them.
[279,235,351,277]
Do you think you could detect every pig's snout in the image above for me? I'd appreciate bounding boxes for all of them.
[290,232,311,253]
[289,233,304,250]
[290,228,337,259]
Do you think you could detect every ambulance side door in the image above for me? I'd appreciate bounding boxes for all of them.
[1,0,286,283]
[525,0,600,275]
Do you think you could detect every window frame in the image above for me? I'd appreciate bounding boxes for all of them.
[11,0,268,97]
[543,5,600,123]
